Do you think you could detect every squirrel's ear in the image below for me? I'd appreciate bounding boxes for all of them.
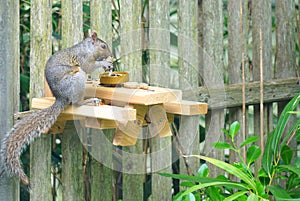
[91,32,98,44]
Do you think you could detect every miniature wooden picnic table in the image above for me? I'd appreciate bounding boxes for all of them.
[32,81,208,146]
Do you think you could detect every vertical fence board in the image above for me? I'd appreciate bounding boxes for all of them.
[90,129,113,201]
[29,0,53,199]
[120,1,144,200]
[120,0,142,82]
[227,0,249,164]
[275,0,298,158]
[200,0,225,177]
[89,1,114,200]
[61,122,84,201]
[149,1,172,200]
[252,0,273,170]
[90,0,112,78]
[61,0,84,200]
[201,0,224,168]
[178,0,200,177]
[149,0,170,87]
[275,0,296,78]
[122,139,144,201]
[0,0,20,200]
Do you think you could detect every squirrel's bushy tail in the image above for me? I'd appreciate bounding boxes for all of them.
[1,100,64,186]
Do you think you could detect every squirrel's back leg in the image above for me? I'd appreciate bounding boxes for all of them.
[47,66,86,105]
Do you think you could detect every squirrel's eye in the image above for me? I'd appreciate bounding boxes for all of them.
[101,44,106,49]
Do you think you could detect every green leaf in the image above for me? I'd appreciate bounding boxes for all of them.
[222,128,229,135]
[188,155,257,191]
[246,145,261,165]
[213,142,232,150]
[247,194,259,201]
[278,165,300,177]
[268,185,293,200]
[229,121,240,139]
[240,136,259,148]
[262,93,300,175]
[280,145,293,164]
[223,191,248,201]
[184,193,195,201]
[197,164,209,177]
[179,181,248,199]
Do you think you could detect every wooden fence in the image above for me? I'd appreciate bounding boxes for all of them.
[0,0,299,201]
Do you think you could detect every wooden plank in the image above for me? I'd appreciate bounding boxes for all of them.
[148,105,172,138]
[61,121,84,201]
[185,78,300,109]
[113,104,147,146]
[275,0,298,168]
[85,84,182,105]
[252,0,273,174]
[148,0,173,196]
[61,0,84,200]
[120,0,144,199]
[200,0,225,177]
[32,97,136,122]
[227,0,249,172]
[164,101,208,115]
[30,135,52,201]
[85,118,117,129]
[90,0,112,79]
[0,0,20,199]
[178,0,200,179]
[90,129,113,201]
[29,0,53,199]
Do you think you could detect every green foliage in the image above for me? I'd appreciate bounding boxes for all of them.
[160,93,300,201]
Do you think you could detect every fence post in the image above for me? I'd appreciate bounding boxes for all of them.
[275,0,298,159]
[149,0,172,200]
[252,0,273,172]
[178,0,200,178]
[200,0,225,177]
[89,2,114,200]
[227,0,249,166]
[120,1,144,200]
[29,0,53,199]
[0,0,20,200]
[61,0,84,200]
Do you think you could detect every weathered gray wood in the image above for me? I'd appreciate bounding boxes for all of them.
[200,0,224,177]
[120,1,144,200]
[275,0,297,78]
[0,0,20,200]
[252,0,273,171]
[29,0,53,199]
[185,78,300,109]
[178,0,200,179]
[149,0,170,87]
[30,135,52,201]
[149,1,172,200]
[61,0,84,200]
[122,138,144,201]
[120,0,143,82]
[90,129,113,201]
[90,0,112,79]
[61,121,84,201]
[150,136,172,201]
[275,0,298,162]
[89,2,114,200]
[227,0,248,164]
[61,0,83,48]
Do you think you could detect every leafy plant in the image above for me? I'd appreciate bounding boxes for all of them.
[160,93,300,201]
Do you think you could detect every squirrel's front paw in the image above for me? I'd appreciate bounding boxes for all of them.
[96,60,114,72]
[78,98,102,106]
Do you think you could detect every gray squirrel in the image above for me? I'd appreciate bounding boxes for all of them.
[1,32,113,187]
